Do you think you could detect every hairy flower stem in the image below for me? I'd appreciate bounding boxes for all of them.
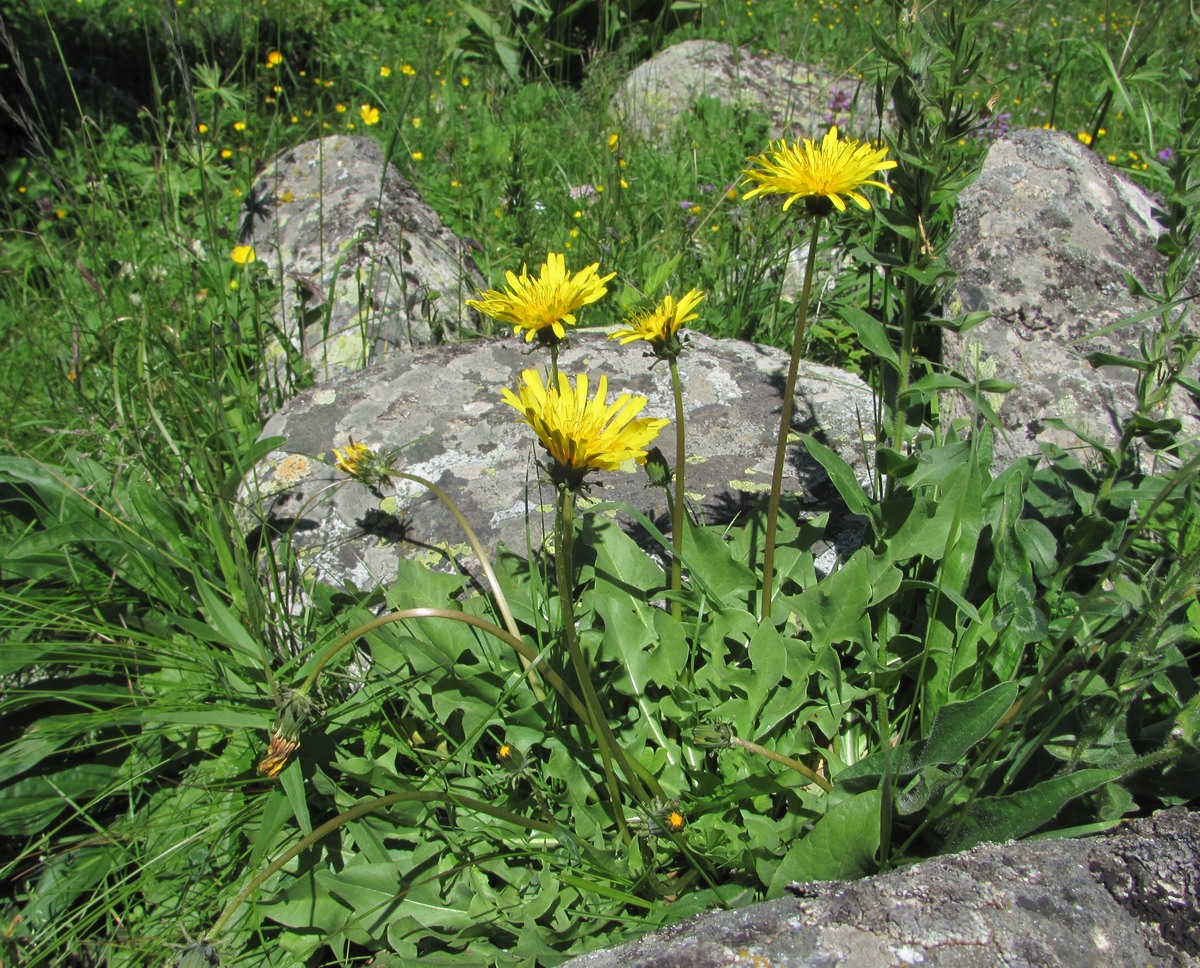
[889,273,918,477]
[394,470,542,700]
[554,489,657,834]
[556,486,632,839]
[668,357,687,621]
[730,736,832,793]
[207,791,553,940]
[761,216,823,620]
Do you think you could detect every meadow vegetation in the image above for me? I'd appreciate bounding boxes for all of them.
[1,0,1198,964]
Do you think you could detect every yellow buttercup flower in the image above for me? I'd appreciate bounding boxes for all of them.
[360,103,380,126]
[501,369,668,490]
[230,244,256,265]
[743,125,896,215]
[467,253,615,344]
[266,50,283,67]
[610,288,704,361]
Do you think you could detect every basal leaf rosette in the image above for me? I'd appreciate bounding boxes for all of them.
[501,368,668,491]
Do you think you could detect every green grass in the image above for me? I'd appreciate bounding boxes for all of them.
[1,0,1198,965]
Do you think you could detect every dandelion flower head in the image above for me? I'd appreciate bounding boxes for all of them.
[743,126,896,215]
[467,253,615,344]
[501,369,668,490]
[610,288,704,359]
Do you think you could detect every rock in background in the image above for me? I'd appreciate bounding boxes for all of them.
[239,135,484,385]
[944,128,1199,465]
[610,39,879,144]
[564,807,1200,968]
[244,332,873,591]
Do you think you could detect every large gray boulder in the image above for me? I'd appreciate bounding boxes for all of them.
[944,128,1199,465]
[610,40,879,144]
[238,135,485,385]
[242,331,873,590]
[565,807,1200,967]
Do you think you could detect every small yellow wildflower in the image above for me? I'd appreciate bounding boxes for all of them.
[230,245,257,265]
[266,50,283,67]
[608,133,619,151]
[411,116,422,129]
[197,123,209,134]
[401,63,416,76]
[233,120,247,132]
[379,65,392,77]
[411,151,424,161]
[336,104,347,113]
[360,103,380,126]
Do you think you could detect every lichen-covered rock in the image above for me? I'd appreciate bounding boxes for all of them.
[944,128,1199,465]
[610,40,878,144]
[564,807,1200,968]
[239,135,484,385]
[241,331,873,591]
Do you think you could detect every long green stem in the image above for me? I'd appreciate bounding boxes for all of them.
[761,216,823,619]
[207,791,552,940]
[556,486,630,838]
[668,356,686,621]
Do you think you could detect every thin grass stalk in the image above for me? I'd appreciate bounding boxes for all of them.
[761,215,823,619]
[393,470,542,698]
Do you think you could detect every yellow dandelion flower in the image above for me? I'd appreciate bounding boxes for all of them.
[360,103,380,126]
[610,288,704,360]
[500,369,668,490]
[230,244,257,265]
[466,253,615,344]
[743,125,897,215]
[257,731,300,778]
[266,50,283,67]
[332,437,373,476]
